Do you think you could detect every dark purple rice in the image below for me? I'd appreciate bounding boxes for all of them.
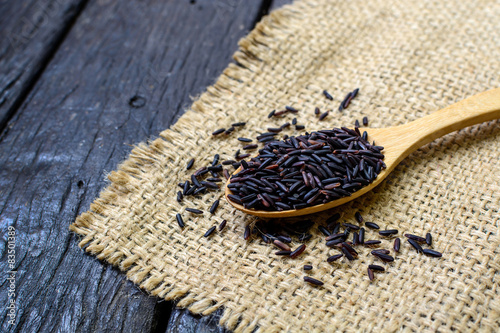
[352,232,359,245]
[394,238,401,252]
[364,240,381,245]
[206,177,222,182]
[319,111,329,120]
[407,239,423,253]
[226,127,385,211]
[219,219,227,231]
[177,191,183,202]
[209,199,220,214]
[327,254,343,262]
[355,212,364,223]
[371,252,394,262]
[186,158,195,170]
[426,232,432,246]
[232,122,246,127]
[362,116,368,126]
[303,264,313,271]
[243,144,258,150]
[281,122,291,129]
[295,125,305,130]
[343,223,360,230]
[365,222,380,229]
[273,239,291,251]
[244,226,251,240]
[276,250,292,256]
[224,127,235,135]
[315,107,320,115]
[371,249,390,255]
[292,118,297,125]
[236,153,251,160]
[367,268,375,281]
[342,242,358,256]
[267,127,282,133]
[318,226,331,236]
[422,249,442,257]
[223,169,230,180]
[186,208,203,214]
[222,160,236,165]
[379,229,398,236]
[204,226,216,237]
[285,106,299,113]
[290,244,306,258]
[404,233,426,243]
[368,264,385,271]
[212,154,220,166]
[341,247,355,261]
[212,128,225,135]
[238,137,253,142]
[176,214,185,228]
[323,90,333,100]
[355,119,360,128]
[268,110,276,118]
[304,276,324,286]
[358,227,365,245]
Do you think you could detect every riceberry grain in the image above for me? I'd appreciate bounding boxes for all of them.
[276,250,292,256]
[379,229,398,236]
[359,227,365,245]
[186,158,195,170]
[176,214,185,228]
[343,223,360,230]
[243,144,258,150]
[304,276,324,286]
[204,226,216,237]
[423,249,442,257]
[238,137,253,142]
[273,239,291,251]
[314,107,320,115]
[323,90,333,100]
[426,232,432,246]
[394,238,401,252]
[303,265,313,271]
[290,244,306,258]
[327,254,343,262]
[355,119,360,127]
[367,268,375,281]
[286,106,299,113]
[176,191,183,202]
[232,122,246,127]
[362,116,368,126]
[364,240,381,246]
[405,233,426,243]
[212,128,225,136]
[365,222,379,229]
[295,125,305,130]
[186,208,203,214]
[219,220,227,231]
[268,110,276,118]
[209,199,220,214]
[355,212,364,223]
[319,111,329,120]
[244,226,251,240]
[292,118,297,125]
[368,264,385,271]
[407,239,424,253]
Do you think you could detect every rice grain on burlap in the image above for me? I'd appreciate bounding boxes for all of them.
[71,0,500,331]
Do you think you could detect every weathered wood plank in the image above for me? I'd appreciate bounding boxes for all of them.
[0,0,87,131]
[0,0,264,332]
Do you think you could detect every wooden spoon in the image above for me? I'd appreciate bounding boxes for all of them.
[225,88,500,218]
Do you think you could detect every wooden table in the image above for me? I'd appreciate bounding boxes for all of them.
[0,0,291,331]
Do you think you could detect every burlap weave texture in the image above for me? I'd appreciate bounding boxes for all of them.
[71,0,500,331]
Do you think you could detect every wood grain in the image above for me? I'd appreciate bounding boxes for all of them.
[0,0,87,131]
[0,0,272,332]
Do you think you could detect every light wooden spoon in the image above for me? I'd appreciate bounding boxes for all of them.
[225,88,500,218]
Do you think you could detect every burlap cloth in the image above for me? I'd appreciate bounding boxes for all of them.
[71,0,500,331]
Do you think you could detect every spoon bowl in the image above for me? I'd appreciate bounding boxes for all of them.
[225,88,500,218]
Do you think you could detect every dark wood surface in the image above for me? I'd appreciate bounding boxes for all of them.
[0,0,291,332]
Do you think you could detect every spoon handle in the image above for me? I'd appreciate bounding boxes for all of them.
[386,88,500,164]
